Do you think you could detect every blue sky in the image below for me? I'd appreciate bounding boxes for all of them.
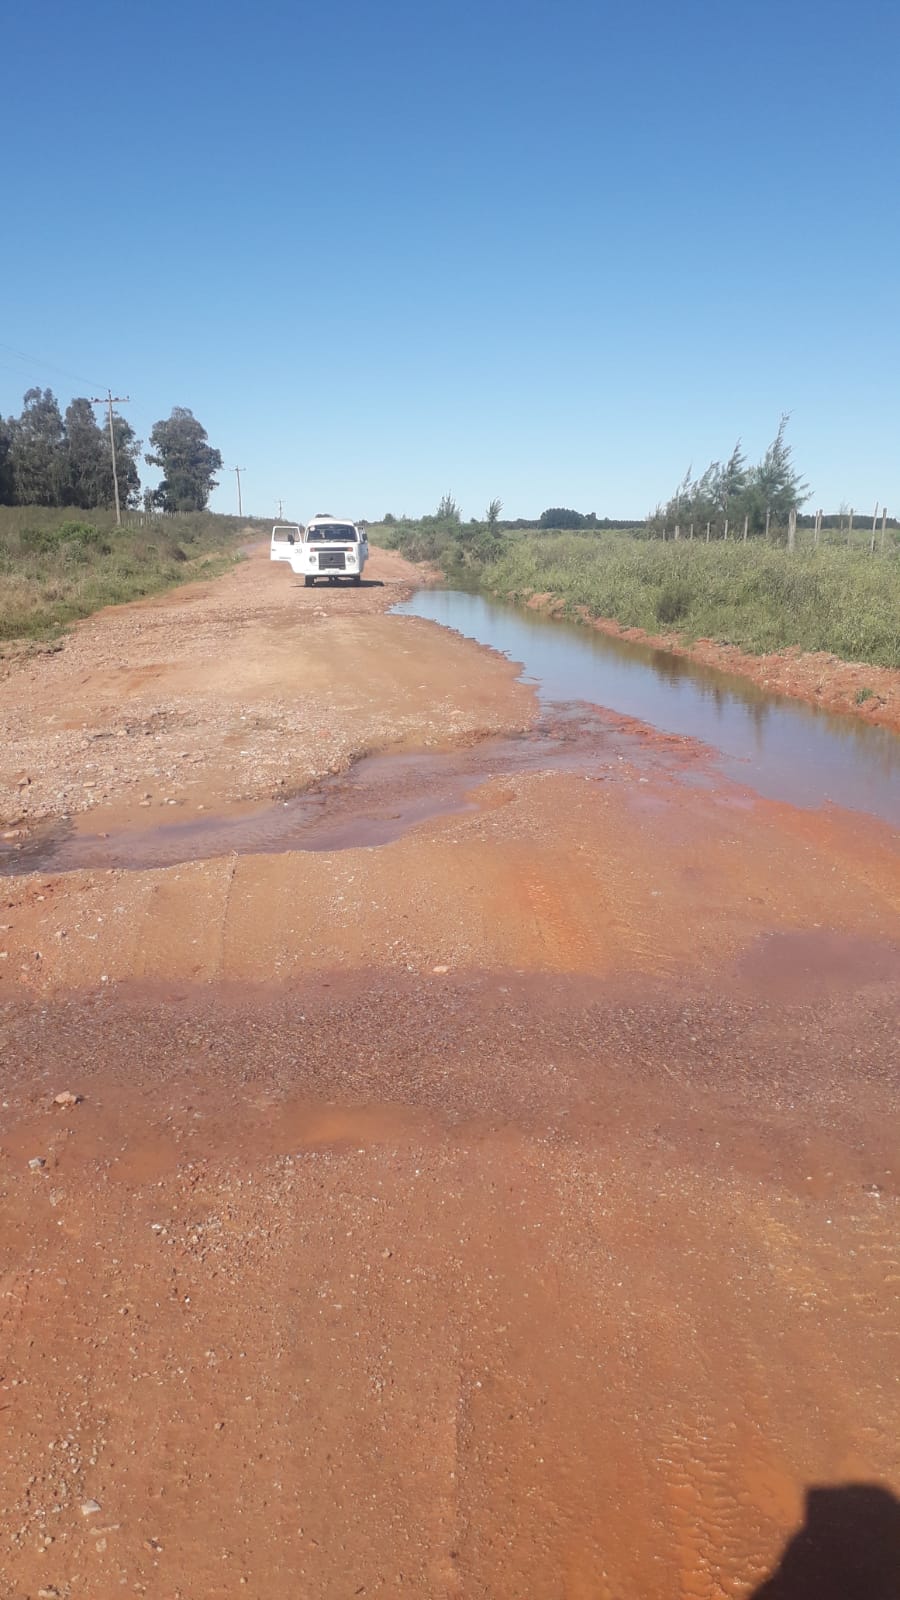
[2,0,897,521]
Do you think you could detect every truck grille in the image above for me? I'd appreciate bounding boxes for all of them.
[318,550,346,570]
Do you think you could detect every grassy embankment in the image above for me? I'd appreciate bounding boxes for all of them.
[377,521,900,669]
[0,507,266,644]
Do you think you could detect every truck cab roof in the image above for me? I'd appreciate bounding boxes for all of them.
[303,516,364,541]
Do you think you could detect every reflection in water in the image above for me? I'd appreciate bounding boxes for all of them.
[396,591,900,824]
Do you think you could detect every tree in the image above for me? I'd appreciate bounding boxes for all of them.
[720,440,747,525]
[105,413,141,509]
[747,414,808,528]
[9,388,65,505]
[62,398,108,508]
[655,418,808,538]
[540,507,586,529]
[485,498,502,529]
[435,492,461,523]
[145,407,222,511]
[0,417,14,505]
[59,400,141,511]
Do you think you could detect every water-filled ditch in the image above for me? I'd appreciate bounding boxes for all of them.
[396,589,900,826]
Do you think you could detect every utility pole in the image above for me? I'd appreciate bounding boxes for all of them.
[276,498,284,520]
[231,466,247,518]
[90,389,129,526]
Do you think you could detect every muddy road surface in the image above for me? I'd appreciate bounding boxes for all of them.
[1,545,898,1599]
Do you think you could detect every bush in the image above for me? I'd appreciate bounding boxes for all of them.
[655,580,692,625]
[18,526,59,555]
[57,520,104,546]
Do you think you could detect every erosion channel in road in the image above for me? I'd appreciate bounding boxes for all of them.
[1,544,898,1599]
[6,579,898,876]
[397,588,900,825]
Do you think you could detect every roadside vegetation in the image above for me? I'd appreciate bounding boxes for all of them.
[482,533,900,666]
[375,491,900,670]
[0,506,263,643]
[377,417,900,668]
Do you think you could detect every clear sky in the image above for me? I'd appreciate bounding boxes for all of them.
[2,0,897,522]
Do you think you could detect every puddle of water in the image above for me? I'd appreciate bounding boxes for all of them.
[0,713,622,876]
[395,590,900,825]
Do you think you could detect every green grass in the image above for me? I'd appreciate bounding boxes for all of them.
[0,507,267,643]
[484,534,900,666]
[373,519,900,668]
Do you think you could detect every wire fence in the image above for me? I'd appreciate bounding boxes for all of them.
[659,506,898,555]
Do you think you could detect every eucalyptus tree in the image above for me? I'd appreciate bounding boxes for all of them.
[146,407,223,511]
[8,387,65,504]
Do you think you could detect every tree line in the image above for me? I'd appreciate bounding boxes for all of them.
[0,389,223,514]
[380,419,810,538]
[649,416,808,538]
[382,502,645,532]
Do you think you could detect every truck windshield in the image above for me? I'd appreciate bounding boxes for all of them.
[306,525,357,542]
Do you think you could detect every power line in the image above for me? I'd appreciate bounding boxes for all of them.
[0,341,104,392]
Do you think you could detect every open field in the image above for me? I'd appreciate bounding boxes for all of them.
[0,507,266,645]
[0,546,898,1597]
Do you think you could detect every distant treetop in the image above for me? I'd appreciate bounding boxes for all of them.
[539,507,598,529]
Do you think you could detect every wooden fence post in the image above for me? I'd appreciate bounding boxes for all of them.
[765,508,771,539]
[848,508,854,546]
[788,509,796,551]
[881,506,888,552]
[814,508,821,546]
[689,523,694,540]
[870,502,879,554]
[706,522,710,542]
[742,515,749,542]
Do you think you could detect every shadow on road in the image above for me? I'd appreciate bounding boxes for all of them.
[291,579,385,590]
[748,1483,900,1599]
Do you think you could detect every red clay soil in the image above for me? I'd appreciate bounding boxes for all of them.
[0,546,898,1600]
[521,593,900,731]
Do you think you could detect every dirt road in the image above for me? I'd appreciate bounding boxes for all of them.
[1,546,898,1599]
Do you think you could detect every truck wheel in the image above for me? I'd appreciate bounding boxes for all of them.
[304,575,315,588]
[351,574,362,586]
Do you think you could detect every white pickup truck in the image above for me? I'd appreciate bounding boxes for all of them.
[289,515,369,587]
